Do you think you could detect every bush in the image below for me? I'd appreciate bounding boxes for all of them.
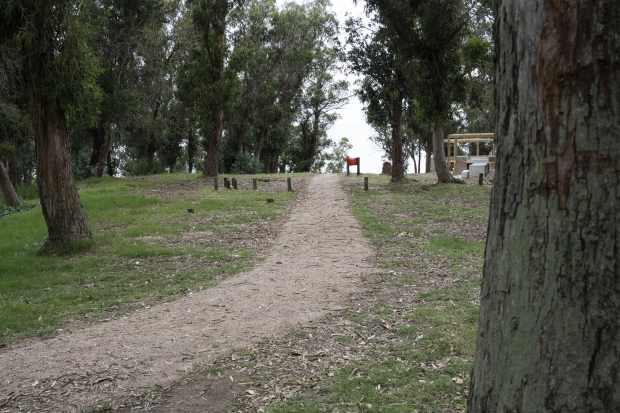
[230,152,263,175]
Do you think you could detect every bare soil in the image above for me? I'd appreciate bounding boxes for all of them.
[0,174,375,412]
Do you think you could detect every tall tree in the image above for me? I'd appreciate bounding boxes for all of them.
[346,14,408,182]
[468,1,620,411]
[1,1,102,248]
[182,0,238,177]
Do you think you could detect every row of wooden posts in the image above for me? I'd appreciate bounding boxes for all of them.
[213,177,293,192]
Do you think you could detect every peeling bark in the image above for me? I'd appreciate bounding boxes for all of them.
[468,1,620,411]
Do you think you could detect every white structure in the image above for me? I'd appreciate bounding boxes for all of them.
[469,163,489,179]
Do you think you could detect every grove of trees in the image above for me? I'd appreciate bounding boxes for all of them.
[0,0,494,245]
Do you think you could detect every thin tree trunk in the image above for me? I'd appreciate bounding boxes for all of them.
[146,145,156,174]
[425,136,432,173]
[95,123,112,178]
[432,118,462,183]
[391,96,405,182]
[188,131,196,174]
[8,150,20,187]
[89,125,106,176]
[468,1,620,411]
[0,160,19,207]
[411,148,418,174]
[254,125,268,160]
[417,148,421,174]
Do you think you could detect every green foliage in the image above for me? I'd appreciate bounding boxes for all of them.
[322,137,353,173]
[230,151,264,175]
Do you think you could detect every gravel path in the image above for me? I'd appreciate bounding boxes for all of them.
[0,174,375,412]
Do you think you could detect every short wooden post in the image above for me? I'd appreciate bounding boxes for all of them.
[357,157,360,175]
[214,176,218,190]
[364,177,368,191]
[232,178,237,190]
[478,173,484,185]
[287,177,292,191]
[252,178,257,190]
[347,163,350,176]
[224,178,230,189]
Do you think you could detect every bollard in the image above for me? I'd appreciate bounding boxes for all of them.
[364,177,368,191]
[347,163,350,176]
[214,176,218,190]
[287,177,292,192]
[224,178,230,189]
[357,157,361,176]
[478,173,484,186]
[253,178,257,191]
[232,178,238,190]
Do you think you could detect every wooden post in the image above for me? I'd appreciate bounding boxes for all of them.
[477,141,480,156]
[224,178,230,189]
[447,134,451,169]
[479,173,484,185]
[493,143,496,155]
[232,178,237,190]
[454,138,458,174]
[287,177,292,191]
[357,157,360,175]
[252,178,257,190]
[347,163,350,176]
[364,177,368,191]
[214,176,218,190]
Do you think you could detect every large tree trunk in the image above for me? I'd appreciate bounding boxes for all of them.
[391,96,405,182]
[23,26,91,248]
[432,118,462,183]
[0,160,19,207]
[146,145,156,174]
[468,1,620,412]
[203,108,224,177]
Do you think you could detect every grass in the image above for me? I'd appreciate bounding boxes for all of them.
[0,173,302,343]
[265,174,491,413]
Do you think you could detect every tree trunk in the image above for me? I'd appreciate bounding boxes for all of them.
[96,124,112,178]
[203,108,224,177]
[187,131,197,174]
[425,135,433,173]
[417,148,421,174]
[391,96,405,182]
[169,159,176,174]
[432,118,462,183]
[146,145,156,174]
[0,160,19,207]
[468,1,620,412]
[7,150,20,187]
[411,148,418,174]
[89,125,106,176]
[254,125,268,160]
[23,27,91,248]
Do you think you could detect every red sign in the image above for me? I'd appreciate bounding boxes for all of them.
[347,158,358,166]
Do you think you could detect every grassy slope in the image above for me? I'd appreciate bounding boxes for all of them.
[0,173,300,343]
[268,174,491,413]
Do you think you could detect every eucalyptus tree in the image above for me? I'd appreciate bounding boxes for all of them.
[181,0,241,177]
[1,1,102,248]
[468,1,620,411]
[346,15,409,182]
[290,6,349,173]
[86,0,168,177]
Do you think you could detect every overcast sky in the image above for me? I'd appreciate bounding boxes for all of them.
[276,0,426,174]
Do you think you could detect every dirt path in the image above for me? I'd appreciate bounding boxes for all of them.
[0,174,375,412]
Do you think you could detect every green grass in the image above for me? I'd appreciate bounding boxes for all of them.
[0,173,301,343]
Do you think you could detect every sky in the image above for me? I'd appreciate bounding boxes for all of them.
[276,0,427,174]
